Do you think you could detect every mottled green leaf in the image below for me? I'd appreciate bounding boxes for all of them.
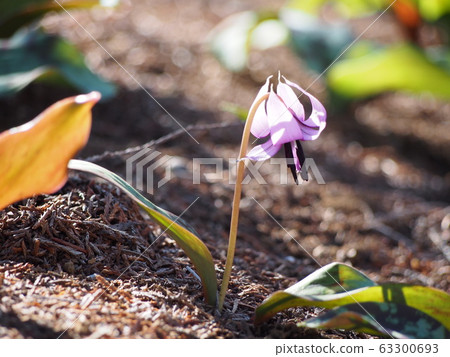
[68,159,218,306]
[255,263,374,324]
[327,43,450,99]
[255,263,450,332]
[284,262,376,296]
[0,29,115,99]
[301,302,450,339]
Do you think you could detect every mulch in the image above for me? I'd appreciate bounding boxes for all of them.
[0,0,449,338]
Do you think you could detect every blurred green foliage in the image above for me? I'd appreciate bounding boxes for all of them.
[0,0,118,99]
[210,0,450,100]
[328,43,450,99]
[0,29,116,98]
[287,0,450,20]
[286,0,387,17]
[209,11,288,72]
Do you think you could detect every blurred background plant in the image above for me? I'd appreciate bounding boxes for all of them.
[0,0,119,100]
[209,0,450,101]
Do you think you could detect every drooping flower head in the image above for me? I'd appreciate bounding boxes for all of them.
[246,73,327,183]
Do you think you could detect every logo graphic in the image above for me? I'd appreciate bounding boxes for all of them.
[300,158,326,184]
[126,148,326,194]
[193,157,326,185]
[126,148,172,194]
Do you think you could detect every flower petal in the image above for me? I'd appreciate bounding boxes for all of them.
[283,77,327,140]
[250,76,272,138]
[276,81,305,122]
[250,101,270,138]
[246,139,281,161]
[266,92,305,145]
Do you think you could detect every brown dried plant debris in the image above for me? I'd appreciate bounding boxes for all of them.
[1,0,449,339]
[0,176,374,339]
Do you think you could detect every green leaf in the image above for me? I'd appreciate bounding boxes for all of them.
[255,263,450,333]
[0,0,118,38]
[327,43,450,99]
[255,263,374,323]
[285,0,450,22]
[285,0,386,17]
[301,302,450,339]
[285,0,327,15]
[417,0,450,21]
[285,262,376,296]
[0,29,116,99]
[67,159,218,306]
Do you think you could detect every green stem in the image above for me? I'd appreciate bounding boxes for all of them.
[218,93,269,312]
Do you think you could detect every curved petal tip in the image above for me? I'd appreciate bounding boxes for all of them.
[75,91,102,104]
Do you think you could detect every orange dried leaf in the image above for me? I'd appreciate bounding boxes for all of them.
[393,0,421,29]
[0,92,100,210]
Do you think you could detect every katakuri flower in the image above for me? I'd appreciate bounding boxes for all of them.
[246,73,327,183]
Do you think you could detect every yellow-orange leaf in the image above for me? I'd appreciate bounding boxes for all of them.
[0,92,100,210]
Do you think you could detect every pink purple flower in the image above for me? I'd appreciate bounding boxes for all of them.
[246,73,327,183]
